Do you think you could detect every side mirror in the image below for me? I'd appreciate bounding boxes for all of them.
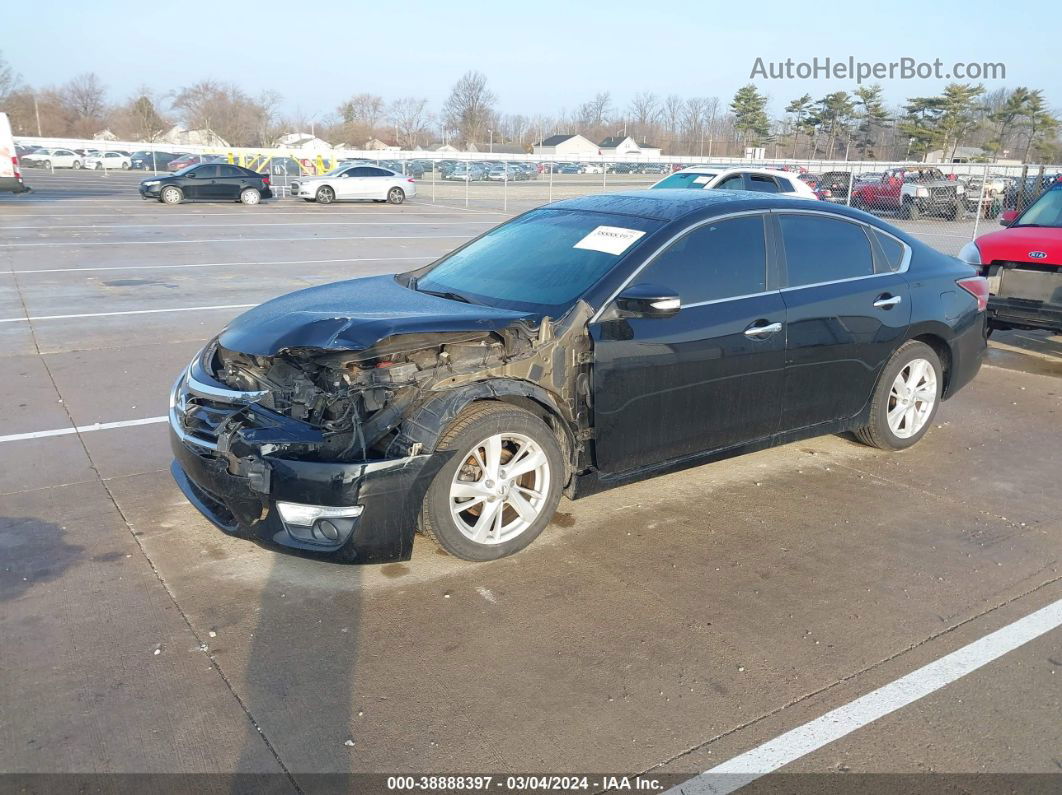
[615,283,681,318]
[999,209,1018,227]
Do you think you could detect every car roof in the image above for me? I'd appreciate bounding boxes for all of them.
[546,189,832,221]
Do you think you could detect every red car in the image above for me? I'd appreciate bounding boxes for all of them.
[959,184,1062,334]
[166,153,208,171]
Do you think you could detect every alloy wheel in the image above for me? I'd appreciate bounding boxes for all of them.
[887,358,937,439]
[449,432,551,545]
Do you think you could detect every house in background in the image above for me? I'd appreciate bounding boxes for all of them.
[365,137,400,151]
[599,135,662,158]
[532,134,599,159]
[274,132,332,152]
[159,125,229,148]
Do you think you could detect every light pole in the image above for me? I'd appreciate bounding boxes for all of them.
[488,128,493,153]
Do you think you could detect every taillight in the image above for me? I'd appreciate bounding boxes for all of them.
[11,156,20,181]
[407,177,415,183]
[262,175,270,185]
[957,276,989,311]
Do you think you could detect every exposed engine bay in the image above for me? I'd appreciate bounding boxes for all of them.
[193,302,594,472]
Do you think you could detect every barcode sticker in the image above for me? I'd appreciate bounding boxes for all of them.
[573,226,646,256]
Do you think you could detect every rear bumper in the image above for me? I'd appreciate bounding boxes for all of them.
[944,310,987,399]
[0,176,29,193]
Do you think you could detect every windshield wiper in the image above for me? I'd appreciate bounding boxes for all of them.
[417,288,474,304]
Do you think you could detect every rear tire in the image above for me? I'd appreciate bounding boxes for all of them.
[239,187,261,205]
[419,403,564,561]
[316,186,335,204]
[387,187,405,204]
[854,341,942,451]
[72,160,82,169]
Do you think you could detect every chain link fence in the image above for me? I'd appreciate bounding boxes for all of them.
[14,136,1061,254]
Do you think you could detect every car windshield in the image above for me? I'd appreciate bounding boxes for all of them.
[652,172,718,189]
[1015,189,1062,228]
[413,208,662,314]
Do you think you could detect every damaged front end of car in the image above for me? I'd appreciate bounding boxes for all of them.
[169,302,594,563]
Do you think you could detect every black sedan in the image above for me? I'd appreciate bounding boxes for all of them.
[169,190,987,563]
[139,163,273,205]
[129,150,181,170]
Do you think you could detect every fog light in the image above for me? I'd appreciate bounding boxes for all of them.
[315,520,340,541]
[276,501,363,527]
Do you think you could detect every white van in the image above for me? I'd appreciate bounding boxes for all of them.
[0,112,29,193]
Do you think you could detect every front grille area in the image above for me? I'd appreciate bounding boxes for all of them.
[930,186,956,200]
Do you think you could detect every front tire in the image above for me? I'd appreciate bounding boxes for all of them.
[239,187,261,205]
[419,403,564,561]
[72,160,82,169]
[160,185,183,205]
[316,186,335,204]
[387,187,405,204]
[854,341,942,451]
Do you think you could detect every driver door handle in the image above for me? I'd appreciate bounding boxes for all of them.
[744,321,783,337]
[873,295,903,309]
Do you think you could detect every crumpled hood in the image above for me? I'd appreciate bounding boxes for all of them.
[218,274,531,356]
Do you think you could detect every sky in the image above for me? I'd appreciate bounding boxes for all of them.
[5,0,1060,123]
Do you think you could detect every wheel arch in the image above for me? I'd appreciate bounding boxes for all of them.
[906,330,953,396]
[391,379,578,484]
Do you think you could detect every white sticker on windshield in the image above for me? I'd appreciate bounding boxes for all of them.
[693,175,712,184]
[573,226,646,256]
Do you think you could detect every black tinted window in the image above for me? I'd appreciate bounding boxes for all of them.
[780,215,875,286]
[193,165,219,178]
[872,230,905,271]
[716,174,744,191]
[747,174,780,193]
[218,165,242,177]
[366,167,393,177]
[350,167,375,176]
[638,215,768,304]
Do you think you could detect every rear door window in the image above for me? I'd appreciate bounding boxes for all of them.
[871,229,906,272]
[779,214,875,287]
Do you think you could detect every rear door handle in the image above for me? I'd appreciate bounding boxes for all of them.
[744,321,783,337]
[873,295,903,309]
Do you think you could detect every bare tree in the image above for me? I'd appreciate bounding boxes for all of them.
[171,80,274,146]
[0,50,20,105]
[442,71,496,148]
[660,94,683,152]
[577,92,612,128]
[59,73,107,135]
[628,91,659,138]
[338,93,385,128]
[389,97,431,149]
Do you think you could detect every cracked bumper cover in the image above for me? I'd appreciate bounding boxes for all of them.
[168,365,441,563]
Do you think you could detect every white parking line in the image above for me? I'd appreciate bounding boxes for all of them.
[0,234,475,249]
[666,597,1062,795]
[2,221,497,230]
[1,255,438,275]
[0,416,168,444]
[0,304,257,323]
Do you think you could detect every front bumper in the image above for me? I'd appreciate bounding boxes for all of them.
[139,183,163,198]
[987,297,1062,333]
[168,362,439,563]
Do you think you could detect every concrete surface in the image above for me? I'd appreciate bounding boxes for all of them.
[1,170,1059,788]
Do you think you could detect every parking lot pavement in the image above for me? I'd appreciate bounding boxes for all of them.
[1,170,1060,783]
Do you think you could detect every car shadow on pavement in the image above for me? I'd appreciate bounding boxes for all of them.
[233,549,364,792]
[0,516,85,602]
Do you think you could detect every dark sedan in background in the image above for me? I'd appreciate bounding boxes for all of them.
[130,150,182,170]
[169,190,986,564]
[140,163,273,204]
